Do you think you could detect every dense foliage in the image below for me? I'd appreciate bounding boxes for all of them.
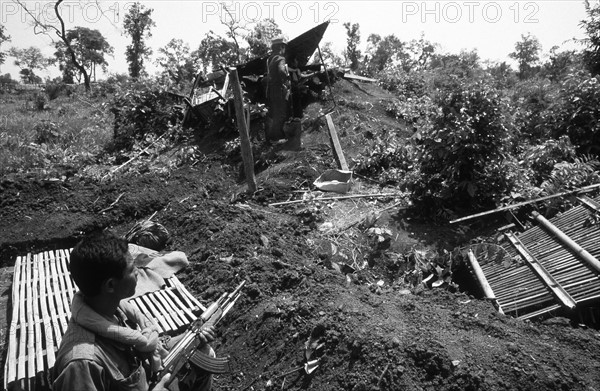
[353,4,600,218]
[109,81,180,150]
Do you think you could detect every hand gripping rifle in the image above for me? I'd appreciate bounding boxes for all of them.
[157,280,246,387]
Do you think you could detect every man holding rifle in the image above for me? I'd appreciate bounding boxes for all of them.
[52,231,217,391]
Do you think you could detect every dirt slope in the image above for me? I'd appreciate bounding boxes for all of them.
[1,79,599,390]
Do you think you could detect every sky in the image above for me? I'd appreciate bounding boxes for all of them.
[0,0,592,81]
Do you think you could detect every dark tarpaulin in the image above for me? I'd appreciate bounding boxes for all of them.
[237,21,330,77]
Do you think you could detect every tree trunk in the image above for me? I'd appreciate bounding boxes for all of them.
[55,0,91,91]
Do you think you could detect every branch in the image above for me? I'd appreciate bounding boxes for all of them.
[269,193,404,207]
[12,0,60,39]
[99,192,125,214]
[103,132,168,179]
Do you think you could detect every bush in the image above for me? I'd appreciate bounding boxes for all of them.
[377,67,428,97]
[549,71,600,154]
[520,136,576,184]
[385,95,438,133]
[510,78,559,141]
[108,81,180,150]
[45,82,67,101]
[541,155,600,194]
[353,136,418,185]
[34,120,61,144]
[406,81,516,212]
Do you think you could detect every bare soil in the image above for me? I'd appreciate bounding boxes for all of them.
[1,79,600,391]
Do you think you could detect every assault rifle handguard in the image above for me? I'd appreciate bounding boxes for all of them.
[157,280,246,387]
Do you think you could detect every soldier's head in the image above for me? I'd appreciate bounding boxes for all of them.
[69,230,137,298]
[271,36,287,55]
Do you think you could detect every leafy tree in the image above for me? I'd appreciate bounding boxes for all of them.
[541,46,582,82]
[485,60,517,89]
[581,0,600,76]
[550,70,600,154]
[54,27,113,82]
[0,25,11,69]
[404,34,437,71]
[509,33,541,80]
[54,41,77,83]
[8,46,53,83]
[343,22,361,71]
[219,6,246,63]
[193,32,237,74]
[365,34,405,74]
[246,18,282,58]
[13,0,98,91]
[123,2,155,78]
[156,38,198,88]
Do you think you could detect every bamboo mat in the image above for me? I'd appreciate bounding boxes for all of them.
[3,249,205,391]
[476,195,600,319]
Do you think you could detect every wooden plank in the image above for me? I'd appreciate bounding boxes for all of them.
[220,72,230,98]
[164,287,195,320]
[6,256,23,385]
[147,292,178,331]
[25,253,35,381]
[140,294,169,331]
[170,277,205,311]
[505,232,577,310]
[132,297,163,334]
[325,114,349,171]
[48,252,69,334]
[155,290,185,328]
[38,252,56,370]
[58,249,76,302]
[342,73,377,83]
[32,253,44,377]
[43,252,62,348]
[230,67,257,193]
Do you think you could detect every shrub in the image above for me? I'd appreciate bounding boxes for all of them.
[406,81,516,212]
[520,136,576,184]
[550,71,600,154]
[45,82,67,101]
[108,81,180,150]
[353,136,418,185]
[541,155,600,194]
[510,78,559,141]
[33,92,47,111]
[384,95,438,133]
[377,67,428,97]
[34,120,61,144]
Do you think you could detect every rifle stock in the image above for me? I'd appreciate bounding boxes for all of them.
[156,280,246,386]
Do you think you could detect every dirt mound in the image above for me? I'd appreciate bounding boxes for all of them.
[1,78,600,390]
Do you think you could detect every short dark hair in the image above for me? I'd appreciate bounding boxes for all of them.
[69,231,129,296]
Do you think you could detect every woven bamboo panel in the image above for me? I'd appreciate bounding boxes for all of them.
[4,249,205,391]
[478,195,600,319]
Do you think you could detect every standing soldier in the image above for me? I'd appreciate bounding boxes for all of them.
[266,36,291,141]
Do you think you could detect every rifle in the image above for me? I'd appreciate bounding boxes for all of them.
[156,280,246,387]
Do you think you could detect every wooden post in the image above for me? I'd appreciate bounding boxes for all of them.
[229,67,257,193]
[325,114,349,171]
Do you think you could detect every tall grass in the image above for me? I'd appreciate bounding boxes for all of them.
[0,91,113,177]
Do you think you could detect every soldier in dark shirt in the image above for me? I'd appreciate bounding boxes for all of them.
[266,36,291,140]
